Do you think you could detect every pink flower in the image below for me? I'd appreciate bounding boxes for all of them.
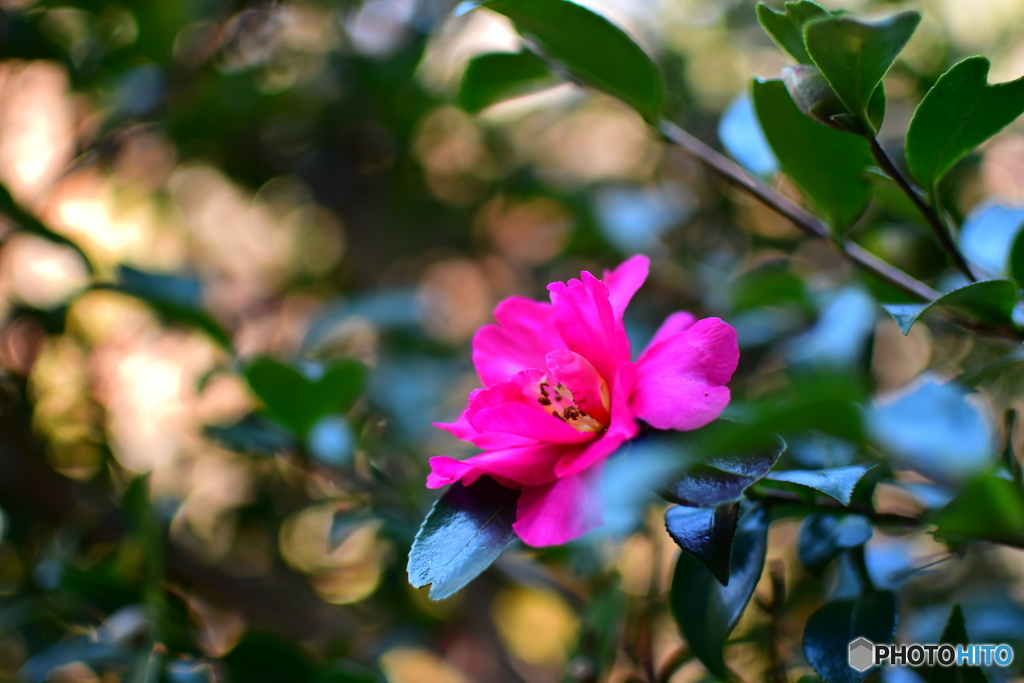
[428,256,739,546]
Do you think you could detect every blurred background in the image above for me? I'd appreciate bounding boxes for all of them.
[3,0,1024,681]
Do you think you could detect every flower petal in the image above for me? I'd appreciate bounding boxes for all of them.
[630,317,738,431]
[545,349,610,425]
[603,255,650,318]
[642,311,696,354]
[548,272,630,384]
[465,370,595,444]
[512,464,604,546]
[427,440,573,490]
[472,297,565,387]
[433,412,538,450]
[555,362,638,477]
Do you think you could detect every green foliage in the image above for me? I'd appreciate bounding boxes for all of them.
[756,1,829,65]
[798,513,872,576]
[803,12,920,134]
[926,605,989,683]
[934,475,1024,544]
[407,476,520,600]
[477,0,664,121]
[670,504,770,678]
[882,279,1019,335]
[803,592,898,683]
[751,78,874,230]
[907,57,1024,192]
[660,430,786,506]
[458,51,555,113]
[245,358,365,438]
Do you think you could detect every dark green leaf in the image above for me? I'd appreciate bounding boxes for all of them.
[670,504,770,678]
[933,475,1024,545]
[881,279,1018,335]
[408,476,520,600]
[752,79,873,231]
[203,414,296,457]
[459,51,556,113]
[798,513,872,577]
[803,592,897,683]
[563,584,625,679]
[664,503,739,586]
[479,0,663,121]
[756,1,829,65]
[661,432,786,506]
[767,464,876,505]
[245,358,366,438]
[1009,216,1024,286]
[907,57,1024,191]
[223,633,315,683]
[925,605,988,683]
[804,12,920,133]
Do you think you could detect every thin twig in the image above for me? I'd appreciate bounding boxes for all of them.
[765,560,788,683]
[656,647,692,683]
[657,121,939,304]
[866,136,976,282]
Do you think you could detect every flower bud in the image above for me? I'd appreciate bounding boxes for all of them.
[782,65,865,134]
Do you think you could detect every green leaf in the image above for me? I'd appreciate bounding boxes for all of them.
[933,474,1024,545]
[479,0,663,121]
[881,279,1018,335]
[804,12,921,133]
[924,605,989,683]
[407,476,520,600]
[756,1,829,65]
[661,432,786,507]
[767,464,876,505]
[907,57,1024,191]
[1010,224,1024,286]
[751,79,874,231]
[223,633,316,683]
[671,504,770,678]
[798,513,872,577]
[803,592,897,683]
[203,414,296,457]
[245,358,365,438]
[458,51,556,113]
[664,503,739,586]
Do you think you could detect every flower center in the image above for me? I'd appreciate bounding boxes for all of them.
[535,379,607,433]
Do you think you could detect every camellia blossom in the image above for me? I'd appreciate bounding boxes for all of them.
[428,256,739,546]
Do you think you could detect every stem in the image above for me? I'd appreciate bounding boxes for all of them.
[765,560,788,683]
[867,136,976,282]
[656,647,692,683]
[657,121,939,304]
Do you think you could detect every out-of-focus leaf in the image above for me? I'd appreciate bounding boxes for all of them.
[1010,222,1024,287]
[867,375,995,482]
[408,476,520,600]
[718,92,779,177]
[933,475,1024,545]
[751,79,873,231]
[882,280,1018,336]
[756,0,829,65]
[958,202,1024,279]
[478,0,663,121]
[204,414,296,457]
[798,513,873,576]
[804,12,920,133]
[664,503,739,586]
[787,287,876,367]
[907,57,1024,192]
[564,583,625,678]
[924,605,988,683]
[245,358,365,438]
[767,464,876,505]
[222,633,315,683]
[803,592,897,683]
[729,263,812,314]
[670,504,770,678]
[459,51,556,112]
[661,431,786,506]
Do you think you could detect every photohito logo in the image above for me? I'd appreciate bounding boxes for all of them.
[848,638,1015,671]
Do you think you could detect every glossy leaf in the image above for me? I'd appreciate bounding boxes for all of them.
[408,476,520,600]
[458,51,556,113]
[767,464,876,505]
[926,605,988,683]
[756,1,829,65]
[664,503,739,586]
[480,0,663,121]
[933,475,1024,545]
[882,279,1018,336]
[662,432,786,506]
[671,504,770,678]
[804,12,920,133]
[907,57,1024,191]
[245,358,366,438]
[798,513,873,577]
[803,592,897,683]
[752,79,873,231]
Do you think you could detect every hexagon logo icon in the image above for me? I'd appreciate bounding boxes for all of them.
[849,637,875,672]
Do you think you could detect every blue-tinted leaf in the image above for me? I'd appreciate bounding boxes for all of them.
[804,592,898,683]
[882,279,1018,336]
[408,476,519,600]
[756,1,829,65]
[958,202,1024,279]
[767,464,876,505]
[664,503,739,586]
[671,504,770,678]
[787,287,876,367]
[798,513,873,576]
[204,414,295,457]
[662,433,786,506]
[719,92,779,177]
[867,375,996,482]
[459,51,557,112]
